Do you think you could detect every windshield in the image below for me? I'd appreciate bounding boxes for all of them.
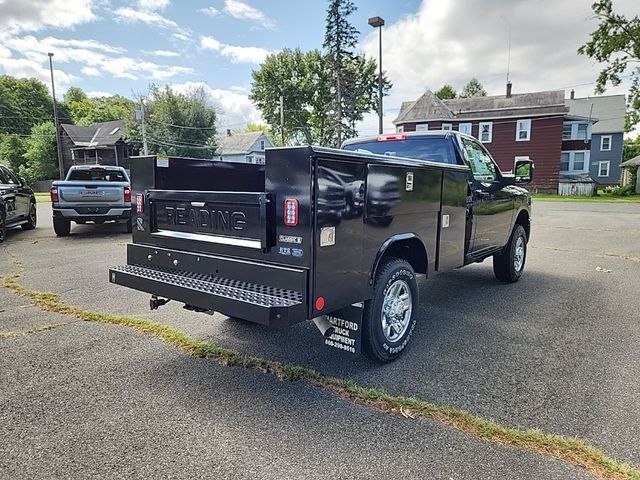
[342,137,457,165]
[68,169,127,182]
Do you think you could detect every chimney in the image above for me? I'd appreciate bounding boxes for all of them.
[570,89,575,99]
[506,81,512,98]
[226,129,232,136]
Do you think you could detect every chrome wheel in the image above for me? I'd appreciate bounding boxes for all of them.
[514,235,525,272]
[381,279,413,343]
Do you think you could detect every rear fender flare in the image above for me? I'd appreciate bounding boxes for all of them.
[369,233,429,285]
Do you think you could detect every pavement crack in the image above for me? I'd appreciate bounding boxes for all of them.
[2,250,639,480]
[534,246,640,263]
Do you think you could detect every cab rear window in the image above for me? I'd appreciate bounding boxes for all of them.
[343,137,458,165]
[68,169,127,182]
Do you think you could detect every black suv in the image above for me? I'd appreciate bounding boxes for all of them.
[0,165,37,243]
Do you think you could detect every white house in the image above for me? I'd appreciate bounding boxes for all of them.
[217,130,273,164]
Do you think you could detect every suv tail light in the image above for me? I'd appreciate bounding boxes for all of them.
[123,186,131,203]
[284,198,298,226]
[136,193,144,214]
[50,186,58,203]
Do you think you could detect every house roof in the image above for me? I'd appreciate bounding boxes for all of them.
[394,89,568,124]
[217,131,268,155]
[620,155,640,168]
[565,95,626,134]
[60,120,126,147]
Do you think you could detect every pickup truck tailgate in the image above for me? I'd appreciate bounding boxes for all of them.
[58,182,126,205]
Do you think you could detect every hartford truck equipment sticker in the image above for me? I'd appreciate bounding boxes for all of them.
[324,305,362,356]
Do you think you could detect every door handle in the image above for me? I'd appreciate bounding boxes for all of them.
[476,190,491,198]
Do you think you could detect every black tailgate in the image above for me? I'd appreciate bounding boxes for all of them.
[149,189,272,250]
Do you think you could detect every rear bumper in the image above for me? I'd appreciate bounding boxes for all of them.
[109,244,308,328]
[53,207,131,221]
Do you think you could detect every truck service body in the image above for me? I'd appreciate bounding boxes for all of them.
[110,132,532,362]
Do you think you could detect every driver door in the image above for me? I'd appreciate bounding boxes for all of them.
[460,138,514,255]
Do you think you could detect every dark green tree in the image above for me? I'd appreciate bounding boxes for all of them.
[435,84,457,100]
[126,85,217,158]
[20,122,58,183]
[64,87,136,126]
[578,0,640,131]
[0,76,55,136]
[323,0,359,146]
[0,134,27,171]
[460,78,487,98]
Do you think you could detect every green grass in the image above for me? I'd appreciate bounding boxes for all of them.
[533,193,640,203]
[2,254,639,480]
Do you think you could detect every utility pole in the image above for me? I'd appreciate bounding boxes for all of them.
[279,95,285,146]
[368,16,385,135]
[138,100,149,155]
[48,53,64,179]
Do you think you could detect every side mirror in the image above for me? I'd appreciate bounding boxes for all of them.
[18,176,26,186]
[514,159,534,184]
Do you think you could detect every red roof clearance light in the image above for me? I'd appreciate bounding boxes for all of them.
[377,133,407,142]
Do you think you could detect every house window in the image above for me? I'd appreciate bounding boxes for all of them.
[479,122,492,143]
[397,125,404,133]
[415,123,428,132]
[600,135,612,151]
[598,161,610,177]
[576,123,588,140]
[560,151,590,173]
[458,123,472,135]
[562,123,572,140]
[516,119,531,141]
[441,123,452,131]
[260,140,265,150]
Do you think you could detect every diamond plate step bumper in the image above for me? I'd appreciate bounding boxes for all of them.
[109,264,306,327]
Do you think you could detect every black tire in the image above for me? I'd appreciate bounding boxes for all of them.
[21,202,37,230]
[126,218,132,233]
[0,207,6,244]
[362,257,418,363]
[493,224,527,283]
[53,217,71,237]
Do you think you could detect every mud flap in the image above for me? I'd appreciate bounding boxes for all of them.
[323,304,363,357]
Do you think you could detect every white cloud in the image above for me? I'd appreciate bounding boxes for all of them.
[360,0,637,133]
[143,49,180,57]
[0,0,97,33]
[137,0,170,11]
[113,7,177,29]
[172,32,191,42]
[199,6,220,17]
[223,0,275,29]
[86,91,112,98]
[0,57,77,90]
[170,81,261,129]
[1,34,194,83]
[200,35,270,64]
[81,66,101,77]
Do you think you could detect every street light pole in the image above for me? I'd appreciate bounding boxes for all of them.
[48,53,64,179]
[368,16,385,135]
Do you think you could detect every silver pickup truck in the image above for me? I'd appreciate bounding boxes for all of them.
[50,165,132,236]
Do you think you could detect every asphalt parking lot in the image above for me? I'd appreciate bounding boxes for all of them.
[1,200,639,479]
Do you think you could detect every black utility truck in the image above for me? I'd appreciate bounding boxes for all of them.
[110,132,533,362]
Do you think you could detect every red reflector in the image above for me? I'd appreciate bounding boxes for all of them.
[315,296,325,311]
[136,193,144,214]
[50,186,58,203]
[377,133,407,142]
[284,198,298,226]
[123,186,131,203]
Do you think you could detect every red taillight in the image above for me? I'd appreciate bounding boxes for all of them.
[50,186,58,203]
[284,198,298,226]
[377,133,407,142]
[136,192,144,214]
[123,186,131,203]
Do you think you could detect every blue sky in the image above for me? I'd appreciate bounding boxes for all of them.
[0,0,636,135]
